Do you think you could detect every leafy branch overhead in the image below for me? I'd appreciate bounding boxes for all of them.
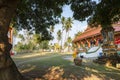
[14,0,70,40]
[13,0,120,41]
[71,0,120,27]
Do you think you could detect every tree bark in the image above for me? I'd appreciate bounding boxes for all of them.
[0,0,24,80]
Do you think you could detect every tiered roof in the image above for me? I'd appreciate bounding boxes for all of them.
[73,24,120,43]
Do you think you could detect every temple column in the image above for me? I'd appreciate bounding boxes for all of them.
[81,40,85,47]
[76,42,80,48]
[87,40,91,48]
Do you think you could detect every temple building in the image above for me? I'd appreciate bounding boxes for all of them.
[73,24,120,51]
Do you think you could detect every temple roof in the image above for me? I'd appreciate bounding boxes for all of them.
[73,25,120,43]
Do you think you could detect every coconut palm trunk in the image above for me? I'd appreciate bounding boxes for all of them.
[64,30,67,44]
[61,28,64,51]
[67,31,70,52]
[0,0,24,80]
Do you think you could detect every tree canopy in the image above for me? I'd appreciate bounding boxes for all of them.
[57,30,62,44]
[71,0,120,27]
[12,0,120,41]
[13,0,70,40]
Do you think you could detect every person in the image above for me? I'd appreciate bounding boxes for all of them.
[72,48,78,59]
[90,39,96,47]
[90,40,93,47]
[73,49,83,66]
[93,39,96,46]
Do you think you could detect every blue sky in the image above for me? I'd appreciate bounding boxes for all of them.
[51,5,88,44]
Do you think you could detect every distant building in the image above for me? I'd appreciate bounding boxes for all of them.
[73,24,120,50]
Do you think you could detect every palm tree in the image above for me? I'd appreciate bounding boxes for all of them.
[61,17,66,30]
[57,30,62,51]
[49,25,54,46]
[67,37,72,45]
[74,31,83,38]
[57,30,62,46]
[67,37,72,52]
[65,17,73,42]
[50,25,54,33]
[61,16,66,49]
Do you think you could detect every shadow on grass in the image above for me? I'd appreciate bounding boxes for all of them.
[16,54,120,80]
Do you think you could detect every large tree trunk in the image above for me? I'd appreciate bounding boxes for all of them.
[0,0,24,80]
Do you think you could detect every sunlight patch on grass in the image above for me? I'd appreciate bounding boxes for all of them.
[107,66,120,71]
[83,74,102,80]
[43,66,64,80]
[15,52,53,59]
[83,65,120,75]
[20,53,44,58]
[84,67,99,73]
[20,65,36,73]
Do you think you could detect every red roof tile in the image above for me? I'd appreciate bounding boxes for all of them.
[73,25,120,43]
[73,27,101,42]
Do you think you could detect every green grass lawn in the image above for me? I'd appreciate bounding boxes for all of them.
[12,52,120,80]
